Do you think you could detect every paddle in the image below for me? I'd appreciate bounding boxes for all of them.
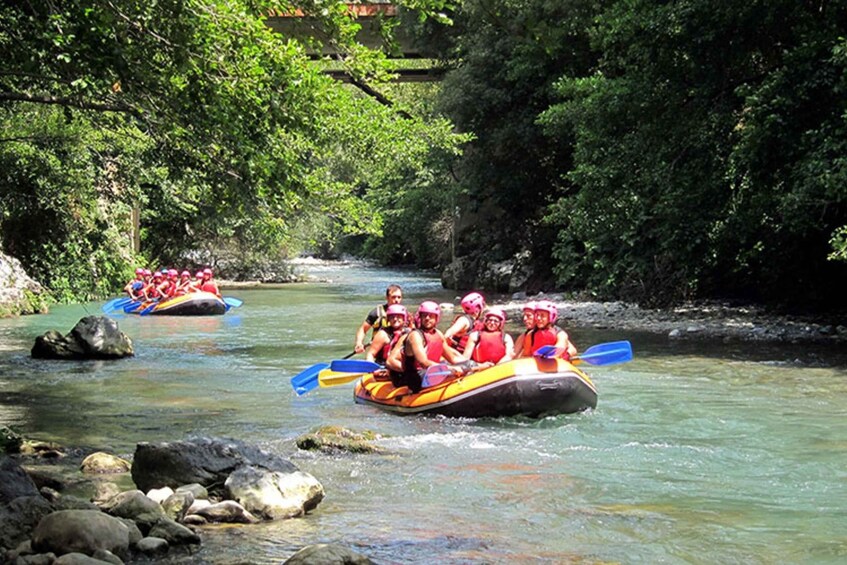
[124,301,145,313]
[330,359,382,373]
[318,368,370,388]
[101,297,133,313]
[420,363,458,388]
[139,300,160,316]
[292,348,367,395]
[291,363,330,396]
[223,296,243,308]
[534,340,633,366]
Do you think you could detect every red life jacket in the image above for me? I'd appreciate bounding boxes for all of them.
[200,281,219,295]
[528,327,568,359]
[451,314,484,353]
[471,330,506,364]
[376,327,409,364]
[397,329,444,392]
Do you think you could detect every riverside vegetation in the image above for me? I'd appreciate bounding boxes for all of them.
[1,1,846,317]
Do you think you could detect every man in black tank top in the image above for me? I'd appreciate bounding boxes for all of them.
[354,284,403,353]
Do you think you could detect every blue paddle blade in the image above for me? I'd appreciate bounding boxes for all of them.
[139,302,158,316]
[330,359,382,373]
[533,345,564,359]
[124,301,143,313]
[575,340,632,366]
[291,363,330,396]
[223,296,243,308]
[421,364,454,388]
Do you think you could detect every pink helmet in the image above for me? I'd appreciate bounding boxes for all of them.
[153,271,163,279]
[203,268,212,279]
[523,301,537,312]
[385,304,408,321]
[167,269,178,278]
[535,300,558,324]
[195,271,204,278]
[143,269,152,276]
[135,267,144,275]
[181,270,191,278]
[416,301,441,324]
[460,292,485,315]
[484,306,506,330]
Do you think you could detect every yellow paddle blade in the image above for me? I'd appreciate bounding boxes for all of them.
[318,369,367,388]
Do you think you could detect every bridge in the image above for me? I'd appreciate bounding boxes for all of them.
[265,2,444,83]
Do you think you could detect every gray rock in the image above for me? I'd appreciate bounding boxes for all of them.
[225,465,324,520]
[148,517,201,545]
[0,455,40,503]
[284,544,373,565]
[80,453,131,475]
[54,552,115,564]
[0,495,53,549]
[161,490,194,522]
[91,549,124,564]
[131,437,298,494]
[145,486,174,504]
[98,490,164,533]
[31,509,131,558]
[0,252,46,316]
[17,553,57,565]
[192,500,259,524]
[91,482,121,506]
[31,316,133,360]
[175,483,208,499]
[135,536,169,557]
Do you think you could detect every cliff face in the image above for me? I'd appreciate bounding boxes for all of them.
[0,252,48,317]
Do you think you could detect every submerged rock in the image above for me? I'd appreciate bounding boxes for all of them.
[296,425,384,454]
[31,316,133,360]
[284,543,373,565]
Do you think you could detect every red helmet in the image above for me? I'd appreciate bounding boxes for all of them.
[535,300,558,324]
[484,307,506,330]
[460,292,485,315]
[385,304,408,323]
[416,301,441,324]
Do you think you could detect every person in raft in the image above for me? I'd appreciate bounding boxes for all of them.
[124,268,146,300]
[512,301,537,357]
[443,291,486,353]
[354,284,404,354]
[520,300,578,359]
[141,271,165,302]
[385,301,468,392]
[175,270,193,295]
[199,268,221,297]
[462,306,515,369]
[366,304,412,378]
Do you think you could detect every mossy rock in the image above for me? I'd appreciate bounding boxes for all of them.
[1,426,23,453]
[296,425,384,454]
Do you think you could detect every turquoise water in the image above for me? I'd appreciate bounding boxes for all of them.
[1,263,846,563]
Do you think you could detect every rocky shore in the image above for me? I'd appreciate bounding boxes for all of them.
[500,295,847,344]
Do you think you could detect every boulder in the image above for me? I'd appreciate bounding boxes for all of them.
[191,500,259,524]
[31,510,131,558]
[440,257,477,290]
[295,426,383,454]
[80,453,131,474]
[161,490,194,522]
[98,490,164,533]
[0,495,54,550]
[131,437,298,494]
[0,455,40,503]
[148,517,201,545]
[225,465,324,520]
[135,537,169,557]
[31,316,133,360]
[0,252,47,317]
[284,544,373,565]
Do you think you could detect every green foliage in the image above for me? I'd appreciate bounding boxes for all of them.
[0,0,466,299]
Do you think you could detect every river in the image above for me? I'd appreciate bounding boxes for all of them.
[1,261,846,564]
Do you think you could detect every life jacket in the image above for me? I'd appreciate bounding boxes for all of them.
[376,327,409,365]
[471,330,507,364]
[370,304,390,337]
[527,326,567,358]
[398,329,443,392]
[200,281,219,295]
[450,314,484,353]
